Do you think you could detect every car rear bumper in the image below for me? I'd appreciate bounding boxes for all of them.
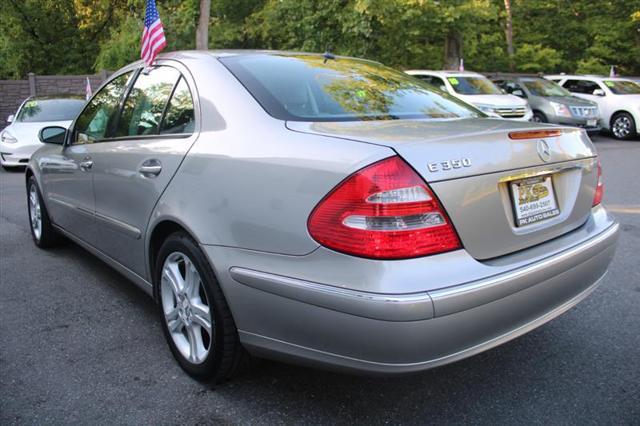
[556,116,601,132]
[205,206,618,374]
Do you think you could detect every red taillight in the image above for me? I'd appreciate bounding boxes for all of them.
[308,156,461,259]
[593,159,604,207]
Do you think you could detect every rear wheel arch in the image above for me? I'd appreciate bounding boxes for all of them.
[149,220,189,294]
[609,110,633,126]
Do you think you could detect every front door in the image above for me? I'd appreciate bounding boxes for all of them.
[44,143,95,244]
[46,71,135,245]
[89,65,198,278]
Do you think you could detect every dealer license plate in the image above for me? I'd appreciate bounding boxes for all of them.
[510,175,560,227]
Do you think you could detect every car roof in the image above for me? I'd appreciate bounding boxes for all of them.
[545,74,635,82]
[118,49,385,73]
[405,70,484,77]
[487,74,546,81]
[154,49,382,64]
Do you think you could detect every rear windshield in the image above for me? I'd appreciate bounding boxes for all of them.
[522,78,571,97]
[219,54,481,122]
[603,80,640,95]
[17,98,85,122]
[447,76,502,95]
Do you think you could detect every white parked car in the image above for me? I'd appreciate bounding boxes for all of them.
[545,75,640,140]
[0,95,85,170]
[405,70,533,121]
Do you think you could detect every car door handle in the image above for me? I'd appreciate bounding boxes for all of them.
[139,160,162,177]
[79,159,93,171]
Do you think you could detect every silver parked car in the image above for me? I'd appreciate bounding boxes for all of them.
[489,75,600,132]
[27,51,619,382]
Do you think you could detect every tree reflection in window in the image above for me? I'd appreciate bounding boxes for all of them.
[160,78,195,134]
[221,54,480,122]
[74,72,133,143]
[116,67,180,137]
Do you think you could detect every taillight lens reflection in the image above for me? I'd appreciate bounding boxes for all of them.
[308,156,461,259]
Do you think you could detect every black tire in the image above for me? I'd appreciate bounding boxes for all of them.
[155,231,248,382]
[610,112,637,140]
[27,176,60,248]
[532,111,547,123]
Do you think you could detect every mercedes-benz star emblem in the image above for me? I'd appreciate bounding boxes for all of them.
[537,139,551,162]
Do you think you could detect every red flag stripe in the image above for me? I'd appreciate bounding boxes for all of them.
[141,21,163,59]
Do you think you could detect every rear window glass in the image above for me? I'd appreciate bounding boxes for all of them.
[447,76,502,95]
[17,98,85,122]
[219,54,481,122]
[522,78,571,97]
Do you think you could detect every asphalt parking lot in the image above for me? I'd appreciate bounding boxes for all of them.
[1,134,639,425]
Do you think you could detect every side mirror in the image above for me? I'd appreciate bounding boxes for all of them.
[39,126,67,145]
[512,89,525,97]
[592,89,605,96]
[500,88,507,94]
[7,114,14,123]
[439,85,447,91]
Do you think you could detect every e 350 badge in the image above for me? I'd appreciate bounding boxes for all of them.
[427,158,472,173]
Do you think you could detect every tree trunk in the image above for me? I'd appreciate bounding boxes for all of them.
[443,31,463,70]
[195,0,211,50]
[504,0,514,71]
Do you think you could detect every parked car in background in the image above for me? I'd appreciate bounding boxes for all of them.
[406,70,533,121]
[27,51,618,381]
[489,75,600,132]
[545,75,640,140]
[0,95,85,170]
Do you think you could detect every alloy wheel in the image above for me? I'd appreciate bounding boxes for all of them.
[160,252,213,364]
[612,116,631,139]
[29,184,42,241]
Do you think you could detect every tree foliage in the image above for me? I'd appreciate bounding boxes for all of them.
[0,0,638,78]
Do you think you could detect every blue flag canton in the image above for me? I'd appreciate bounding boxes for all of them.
[144,0,160,28]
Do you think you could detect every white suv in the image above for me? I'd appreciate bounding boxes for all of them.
[545,75,640,140]
[406,70,533,121]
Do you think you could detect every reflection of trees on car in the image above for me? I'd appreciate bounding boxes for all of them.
[274,55,475,120]
[19,101,42,120]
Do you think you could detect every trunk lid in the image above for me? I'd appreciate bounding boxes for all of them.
[288,118,598,259]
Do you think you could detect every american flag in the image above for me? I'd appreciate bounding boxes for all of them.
[141,0,167,67]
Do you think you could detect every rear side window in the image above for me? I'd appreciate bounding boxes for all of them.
[414,75,446,89]
[160,78,195,134]
[497,80,524,95]
[74,72,134,144]
[562,79,600,94]
[115,66,181,137]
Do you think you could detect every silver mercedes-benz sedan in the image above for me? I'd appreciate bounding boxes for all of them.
[26,51,619,382]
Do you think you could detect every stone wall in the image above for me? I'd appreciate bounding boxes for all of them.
[0,71,111,129]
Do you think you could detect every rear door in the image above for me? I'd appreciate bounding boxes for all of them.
[89,63,199,277]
